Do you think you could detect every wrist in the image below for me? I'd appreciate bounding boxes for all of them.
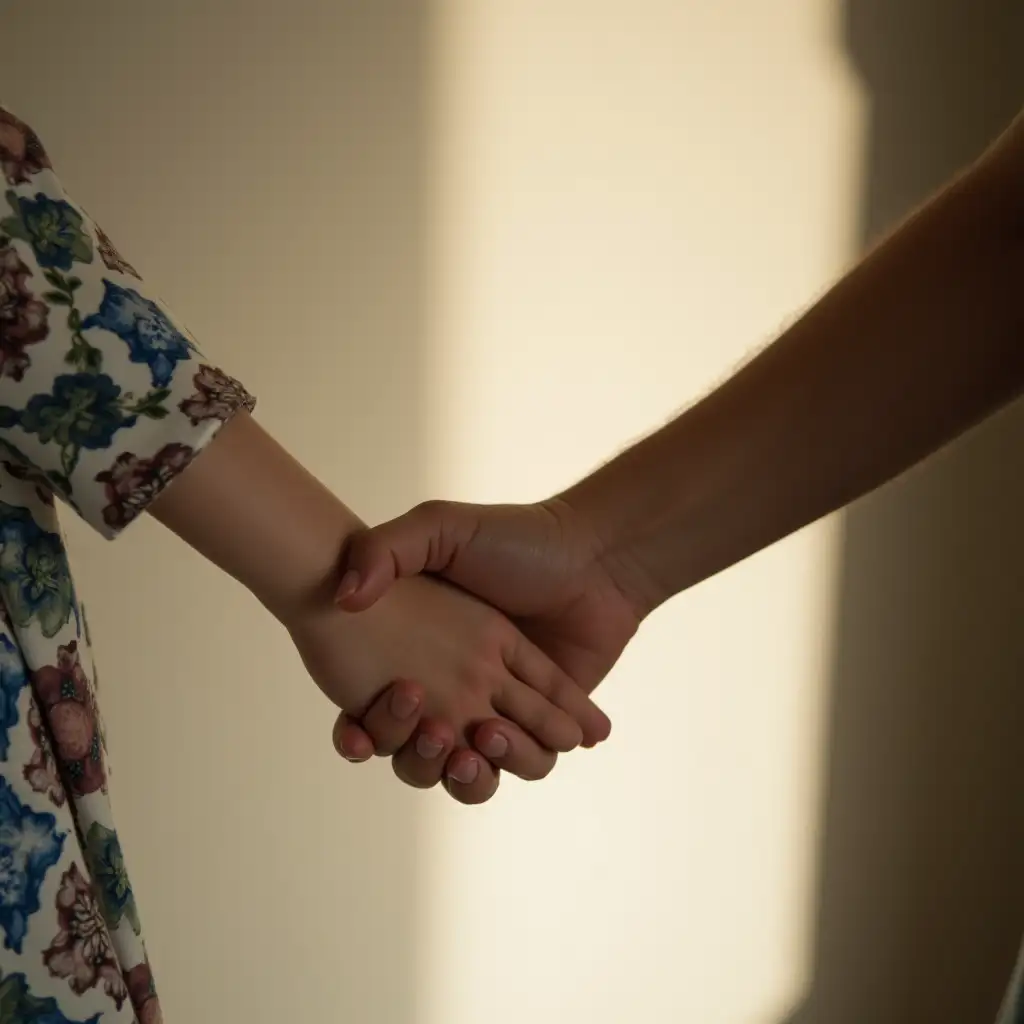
[238,478,364,629]
[150,412,363,627]
[555,456,677,621]
[254,514,357,629]
[557,399,737,618]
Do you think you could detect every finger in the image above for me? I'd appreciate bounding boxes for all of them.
[494,675,584,753]
[443,749,501,806]
[357,679,428,756]
[471,719,559,782]
[332,714,375,763]
[504,636,613,747]
[390,718,457,789]
[335,501,475,612]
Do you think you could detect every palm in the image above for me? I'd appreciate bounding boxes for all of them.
[440,502,640,693]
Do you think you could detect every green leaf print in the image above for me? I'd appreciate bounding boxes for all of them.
[85,822,141,935]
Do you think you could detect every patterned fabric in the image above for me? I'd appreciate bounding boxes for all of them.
[0,106,253,1022]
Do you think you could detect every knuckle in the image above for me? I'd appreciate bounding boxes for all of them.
[524,667,554,699]
[483,615,514,655]
[357,537,384,566]
[530,707,557,740]
[412,499,446,522]
[363,720,406,757]
[344,528,376,562]
[543,672,573,706]
[463,650,506,698]
[458,664,495,707]
[503,692,543,737]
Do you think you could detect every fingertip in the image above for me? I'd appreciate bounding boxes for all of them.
[413,718,455,761]
[471,720,558,782]
[334,578,375,612]
[333,724,374,763]
[472,722,510,761]
[336,568,360,599]
[387,678,423,721]
[358,679,429,756]
[446,751,481,786]
[336,534,385,609]
[334,583,380,612]
[582,709,613,747]
[443,751,500,805]
[334,562,396,612]
[331,713,353,749]
[552,720,585,753]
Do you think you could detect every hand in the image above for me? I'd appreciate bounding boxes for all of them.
[332,498,642,803]
[146,412,612,797]
[285,569,612,767]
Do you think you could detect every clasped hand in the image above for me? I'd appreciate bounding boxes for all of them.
[327,499,643,805]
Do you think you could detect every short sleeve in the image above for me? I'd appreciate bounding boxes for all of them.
[0,107,255,538]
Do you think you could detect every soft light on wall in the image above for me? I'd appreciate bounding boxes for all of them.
[417,3,864,1023]
[0,2,865,1022]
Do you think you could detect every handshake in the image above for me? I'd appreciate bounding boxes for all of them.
[316,496,652,807]
[164,106,1022,806]
[156,411,666,808]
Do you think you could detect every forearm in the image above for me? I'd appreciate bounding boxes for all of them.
[565,116,1024,617]
[149,411,359,624]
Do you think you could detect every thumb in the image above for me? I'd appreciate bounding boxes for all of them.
[335,500,476,611]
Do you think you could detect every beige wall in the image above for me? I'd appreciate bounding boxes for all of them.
[0,2,855,1022]
[2,4,432,1022]
[4,2,1021,1024]
[419,3,856,1022]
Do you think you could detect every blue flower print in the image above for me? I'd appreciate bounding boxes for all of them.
[1,192,93,272]
[19,373,133,453]
[0,967,99,1023]
[0,635,27,761]
[0,503,75,640]
[81,280,196,387]
[0,777,64,954]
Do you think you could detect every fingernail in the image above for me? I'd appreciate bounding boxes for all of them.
[416,736,444,759]
[448,759,480,785]
[335,570,360,601]
[479,733,508,759]
[342,752,370,764]
[390,689,420,720]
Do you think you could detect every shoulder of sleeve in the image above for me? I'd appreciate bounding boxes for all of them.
[0,106,256,538]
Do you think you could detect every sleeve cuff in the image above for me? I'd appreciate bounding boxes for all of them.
[89,365,256,539]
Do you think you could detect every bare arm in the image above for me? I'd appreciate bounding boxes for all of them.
[567,113,1024,615]
[149,410,361,626]
[329,110,1024,800]
[0,103,608,786]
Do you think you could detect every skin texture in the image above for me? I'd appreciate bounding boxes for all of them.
[148,411,612,798]
[334,109,1024,805]
[335,500,639,801]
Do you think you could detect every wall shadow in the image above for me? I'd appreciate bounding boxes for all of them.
[0,3,431,1023]
[785,2,1024,1022]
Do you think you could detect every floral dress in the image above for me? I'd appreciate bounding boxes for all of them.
[0,107,253,1023]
